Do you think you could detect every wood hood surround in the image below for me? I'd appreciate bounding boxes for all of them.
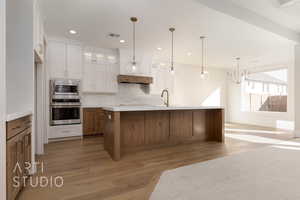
[118,75,153,84]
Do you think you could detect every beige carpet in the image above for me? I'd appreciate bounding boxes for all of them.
[150,145,300,200]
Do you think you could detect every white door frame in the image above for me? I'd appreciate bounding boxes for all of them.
[0,0,7,199]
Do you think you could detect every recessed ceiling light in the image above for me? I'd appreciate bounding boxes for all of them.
[69,30,77,35]
[187,52,192,56]
[157,47,162,51]
[84,52,92,57]
[120,39,126,43]
[160,63,166,66]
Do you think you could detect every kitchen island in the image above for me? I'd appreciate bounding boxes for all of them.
[103,106,224,161]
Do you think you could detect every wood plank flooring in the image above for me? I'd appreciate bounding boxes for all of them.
[18,123,295,200]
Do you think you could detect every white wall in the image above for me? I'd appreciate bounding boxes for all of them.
[6,0,34,115]
[6,0,35,171]
[295,45,300,136]
[173,64,228,113]
[227,63,295,130]
[0,0,6,198]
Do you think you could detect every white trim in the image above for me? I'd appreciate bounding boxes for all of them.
[279,0,300,7]
[196,0,300,42]
[0,0,6,198]
[294,130,300,138]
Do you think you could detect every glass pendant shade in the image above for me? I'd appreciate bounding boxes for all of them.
[169,27,175,75]
[126,61,140,74]
[127,17,139,74]
[200,36,208,79]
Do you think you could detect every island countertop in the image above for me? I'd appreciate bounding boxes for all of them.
[102,106,224,112]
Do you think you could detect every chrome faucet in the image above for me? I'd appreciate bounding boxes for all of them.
[161,89,170,107]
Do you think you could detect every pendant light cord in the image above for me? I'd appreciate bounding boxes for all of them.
[200,36,206,74]
[133,21,136,63]
[169,27,175,72]
[201,38,204,73]
[171,30,174,69]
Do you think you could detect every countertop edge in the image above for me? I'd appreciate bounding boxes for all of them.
[6,110,33,122]
[102,106,224,112]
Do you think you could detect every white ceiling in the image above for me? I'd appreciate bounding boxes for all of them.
[41,0,296,69]
[230,0,300,33]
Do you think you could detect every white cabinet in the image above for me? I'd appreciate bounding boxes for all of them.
[67,44,82,79]
[82,48,118,93]
[47,40,82,79]
[48,41,66,78]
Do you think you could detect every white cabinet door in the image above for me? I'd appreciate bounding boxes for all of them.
[47,41,67,79]
[106,63,118,93]
[67,44,82,79]
[82,63,107,93]
[82,49,119,94]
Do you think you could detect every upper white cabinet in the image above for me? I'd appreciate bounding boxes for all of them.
[67,44,83,79]
[48,41,67,78]
[47,40,82,79]
[82,48,119,93]
[33,0,45,63]
[47,41,118,93]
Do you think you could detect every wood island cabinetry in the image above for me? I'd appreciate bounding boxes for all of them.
[103,107,224,161]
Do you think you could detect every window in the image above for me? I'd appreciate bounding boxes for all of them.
[241,68,288,112]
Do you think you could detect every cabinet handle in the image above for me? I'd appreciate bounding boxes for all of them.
[12,126,21,130]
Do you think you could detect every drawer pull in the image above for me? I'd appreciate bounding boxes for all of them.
[12,126,21,130]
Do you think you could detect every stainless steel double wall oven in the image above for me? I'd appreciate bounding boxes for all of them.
[50,79,81,126]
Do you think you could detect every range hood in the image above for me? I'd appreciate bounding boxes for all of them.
[118,75,153,85]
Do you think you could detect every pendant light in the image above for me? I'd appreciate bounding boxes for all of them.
[130,17,138,72]
[200,36,208,79]
[235,57,241,84]
[169,27,175,74]
[229,57,249,84]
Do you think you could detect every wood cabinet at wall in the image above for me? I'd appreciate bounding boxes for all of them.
[47,40,82,79]
[83,108,105,136]
[6,116,32,200]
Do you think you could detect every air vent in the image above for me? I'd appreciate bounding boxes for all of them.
[107,33,120,38]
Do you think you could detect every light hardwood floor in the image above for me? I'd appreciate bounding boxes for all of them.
[18,123,295,200]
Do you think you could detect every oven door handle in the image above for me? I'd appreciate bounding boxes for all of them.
[51,105,81,108]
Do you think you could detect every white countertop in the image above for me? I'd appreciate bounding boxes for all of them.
[6,110,32,122]
[102,106,224,112]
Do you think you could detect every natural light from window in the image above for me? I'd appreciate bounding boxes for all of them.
[241,68,288,112]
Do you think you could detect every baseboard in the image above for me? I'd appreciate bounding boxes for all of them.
[294,130,300,138]
[48,136,83,143]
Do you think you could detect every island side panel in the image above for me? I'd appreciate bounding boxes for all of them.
[104,111,121,161]
[205,109,224,142]
[120,112,145,149]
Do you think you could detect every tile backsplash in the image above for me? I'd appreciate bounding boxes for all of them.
[82,83,163,107]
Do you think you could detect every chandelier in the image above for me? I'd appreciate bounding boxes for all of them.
[228,57,249,84]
